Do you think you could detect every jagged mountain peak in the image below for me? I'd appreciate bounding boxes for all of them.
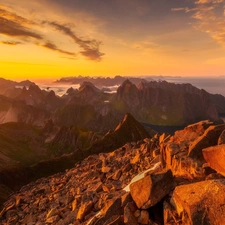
[79,81,100,93]
[87,113,154,156]
[114,113,152,141]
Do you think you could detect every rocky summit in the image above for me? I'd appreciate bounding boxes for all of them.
[1,119,225,224]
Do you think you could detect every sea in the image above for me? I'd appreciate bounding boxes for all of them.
[162,76,225,97]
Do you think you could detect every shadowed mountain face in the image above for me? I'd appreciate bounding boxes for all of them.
[112,80,220,125]
[53,80,222,134]
[0,77,224,129]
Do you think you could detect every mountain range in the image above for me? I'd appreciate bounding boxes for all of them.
[1,76,225,224]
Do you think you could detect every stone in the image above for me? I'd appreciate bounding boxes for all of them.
[89,182,103,192]
[102,166,111,173]
[171,179,225,225]
[160,142,180,168]
[112,169,122,181]
[46,207,59,219]
[76,201,93,221]
[173,120,213,143]
[203,144,225,176]
[130,154,140,164]
[188,124,225,160]
[130,169,173,209]
[72,199,78,212]
[46,215,60,223]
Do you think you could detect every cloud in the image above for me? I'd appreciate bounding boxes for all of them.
[0,40,22,45]
[0,4,104,61]
[171,7,198,13]
[44,21,104,61]
[40,41,76,56]
[0,17,42,39]
[195,0,223,4]
[172,0,225,46]
[0,7,35,25]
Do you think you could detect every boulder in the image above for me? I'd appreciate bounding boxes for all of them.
[188,124,225,160]
[130,169,173,209]
[171,179,225,225]
[202,144,225,176]
[172,120,213,143]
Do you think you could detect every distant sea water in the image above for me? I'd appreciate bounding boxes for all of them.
[162,76,225,97]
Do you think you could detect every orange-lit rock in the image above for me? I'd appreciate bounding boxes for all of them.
[188,124,225,160]
[130,169,173,209]
[171,179,225,225]
[203,144,225,176]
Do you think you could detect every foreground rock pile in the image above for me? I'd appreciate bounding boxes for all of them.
[1,120,225,224]
[0,136,160,224]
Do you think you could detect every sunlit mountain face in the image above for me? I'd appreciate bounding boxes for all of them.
[1,0,225,80]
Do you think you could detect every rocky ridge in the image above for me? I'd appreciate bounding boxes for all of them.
[1,120,225,224]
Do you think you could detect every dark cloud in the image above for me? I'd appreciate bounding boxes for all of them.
[1,40,22,45]
[0,17,42,39]
[0,4,104,61]
[40,41,76,56]
[44,21,104,61]
[0,7,35,25]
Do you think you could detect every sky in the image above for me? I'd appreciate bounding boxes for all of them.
[1,0,225,80]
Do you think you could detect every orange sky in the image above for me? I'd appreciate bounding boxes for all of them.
[1,0,225,80]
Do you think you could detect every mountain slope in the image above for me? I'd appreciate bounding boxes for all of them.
[86,113,154,156]
[112,80,220,126]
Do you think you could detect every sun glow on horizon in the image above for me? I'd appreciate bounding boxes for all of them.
[1,0,225,80]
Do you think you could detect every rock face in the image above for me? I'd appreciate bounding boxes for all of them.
[130,169,173,209]
[188,124,225,160]
[203,144,225,176]
[1,118,225,224]
[168,179,225,225]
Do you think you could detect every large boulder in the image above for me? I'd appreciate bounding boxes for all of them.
[202,144,225,176]
[172,120,213,143]
[130,169,173,209]
[188,124,225,160]
[169,179,225,225]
